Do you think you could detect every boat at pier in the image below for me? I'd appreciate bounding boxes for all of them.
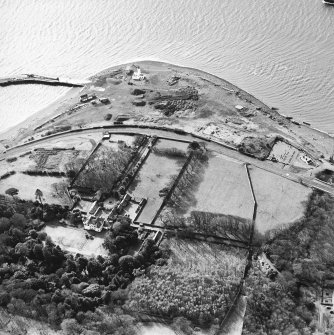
[323,0,334,5]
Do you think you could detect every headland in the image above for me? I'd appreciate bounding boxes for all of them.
[1,61,334,335]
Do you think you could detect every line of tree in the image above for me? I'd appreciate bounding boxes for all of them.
[161,210,252,242]
[167,149,208,213]
[152,147,187,159]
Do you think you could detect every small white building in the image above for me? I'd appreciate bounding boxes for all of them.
[132,68,145,81]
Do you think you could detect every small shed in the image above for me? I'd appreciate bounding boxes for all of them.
[116,114,131,122]
[99,97,110,104]
[235,105,245,111]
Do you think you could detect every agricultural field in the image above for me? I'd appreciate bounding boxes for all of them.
[0,133,99,177]
[29,133,102,172]
[44,224,108,257]
[129,140,187,224]
[36,132,102,151]
[249,166,311,234]
[185,154,254,220]
[0,172,70,205]
[30,148,86,172]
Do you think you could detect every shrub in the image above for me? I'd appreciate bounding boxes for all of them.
[104,113,112,121]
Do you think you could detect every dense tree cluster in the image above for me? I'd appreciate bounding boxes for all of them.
[315,169,334,183]
[0,203,166,330]
[267,191,334,287]
[127,264,241,326]
[68,144,133,193]
[242,266,315,335]
[242,190,334,334]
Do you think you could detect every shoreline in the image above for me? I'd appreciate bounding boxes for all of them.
[0,86,82,142]
[90,60,334,141]
[1,60,333,144]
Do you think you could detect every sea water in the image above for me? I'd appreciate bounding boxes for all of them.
[0,0,333,133]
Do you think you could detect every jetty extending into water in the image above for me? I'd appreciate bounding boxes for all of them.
[0,74,90,87]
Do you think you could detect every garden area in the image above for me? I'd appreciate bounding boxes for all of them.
[43,225,108,257]
[0,173,70,205]
[129,139,188,224]
[71,143,133,193]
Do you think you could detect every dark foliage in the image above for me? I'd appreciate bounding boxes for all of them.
[0,202,166,328]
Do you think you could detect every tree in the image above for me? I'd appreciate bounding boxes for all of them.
[0,292,10,307]
[118,255,136,272]
[0,217,10,233]
[76,256,88,273]
[29,229,38,239]
[87,259,102,277]
[104,113,112,121]
[10,213,26,229]
[5,187,18,197]
[35,189,44,205]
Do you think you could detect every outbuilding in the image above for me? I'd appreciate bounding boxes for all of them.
[235,105,245,111]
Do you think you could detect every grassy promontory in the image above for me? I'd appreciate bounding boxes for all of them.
[1,60,334,163]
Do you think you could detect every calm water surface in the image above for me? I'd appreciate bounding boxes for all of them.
[0,0,333,133]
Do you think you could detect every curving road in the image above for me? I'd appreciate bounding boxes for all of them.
[2,124,334,195]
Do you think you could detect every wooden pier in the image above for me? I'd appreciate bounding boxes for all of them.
[0,74,90,87]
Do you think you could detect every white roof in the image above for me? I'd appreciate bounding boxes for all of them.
[235,105,244,110]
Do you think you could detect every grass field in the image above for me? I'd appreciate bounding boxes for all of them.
[0,154,34,175]
[185,154,254,220]
[44,224,108,257]
[0,172,70,205]
[129,141,186,224]
[249,166,311,234]
[154,138,189,152]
